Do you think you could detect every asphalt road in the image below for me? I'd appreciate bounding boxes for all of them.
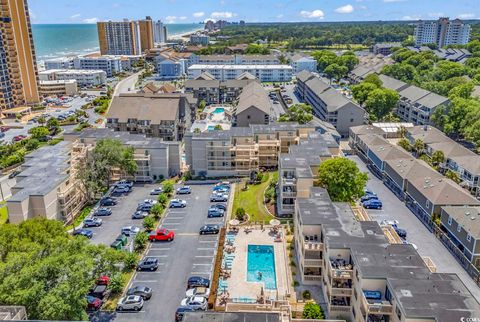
[114,71,142,97]
[349,155,480,301]
[101,184,227,322]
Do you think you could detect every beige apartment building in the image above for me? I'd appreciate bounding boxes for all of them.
[184,123,318,178]
[294,187,480,322]
[39,79,78,97]
[0,0,40,109]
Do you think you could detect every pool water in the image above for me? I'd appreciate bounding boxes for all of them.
[207,125,215,131]
[213,107,225,114]
[247,245,277,289]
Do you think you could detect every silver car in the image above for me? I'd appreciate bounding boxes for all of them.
[116,295,144,311]
[180,295,207,311]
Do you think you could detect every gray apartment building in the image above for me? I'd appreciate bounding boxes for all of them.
[106,92,195,141]
[234,81,270,127]
[294,186,480,322]
[295,71,365,137]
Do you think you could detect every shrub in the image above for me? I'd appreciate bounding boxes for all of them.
[302,302,325,319]
[290,260,296,267]
[163,181,174,195]
[109,273,125,295]
[292,280,299,287]
[134,231,149,252]
[302,290,311,300]
[123,252,137,271]
[143,216,155,231]
[150,203,164,219]
[25,139,40,151]
[235,207,246,221]
[157,193,168,207]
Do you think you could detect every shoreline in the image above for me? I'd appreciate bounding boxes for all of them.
[168,27,205,40]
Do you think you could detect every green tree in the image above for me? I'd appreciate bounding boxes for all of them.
[235,207,246,221]
[448,83,474,99]
[109,273,125,294]
[157,193,168,206]
[150,203,164,219]
[214,124,223,130]
[278,103,313,124]
[163,181,174,195]
[143,216,155,231]
[76,139,137,202]
[25,139,40,151]
[134,231,149,252]
[47,117,60,132]
[446,170,461,183]
[431,150,445,166]
[302,302,325,319]
[198,100,206,112]
[338,53,359,71]
[413,139,425,156]
[28,126,50,140]
[351,82,378,106]
[316,158,368,202]
[312,50,338,72]
[37,116,46,126]
[397,138,411,151]
[364,88,399,121]
[363,73,383,88]
[324,63,348,83]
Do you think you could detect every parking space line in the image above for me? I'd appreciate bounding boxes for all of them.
[133,280,158,283]
[198,240,216,243]
[149,247,171,250]
[163,222,180,225]
[192,263,211,266]
[146,255,168,258]
[177,233,197,236]
[197,247,215,250]
[190,272,210,275]
[195,255,214,258]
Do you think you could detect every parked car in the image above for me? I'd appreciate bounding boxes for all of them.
[175,307,196,321]
[115,180,133,188]
[83,217,102,227]
[137,204,153,212]
[12,135,26,142]
[362,199,382,209]
[100,197,117,206]
[187,276,210,289]
[176,186,192,194]
[360,194,378,202]
[150,187,163,195]
[137,257,159,271]
[210,194,227,202]
[180,296,207,311]
[121,226,140,236]
[149,228,175,242]
[113,186,130,194]
[213,184,229,192]
[73,228,93,238]
[169,199,187,208]
[199,224,220,235]
[213,203,227,211]
[132,210,149,219]
[213,186,229,193]
[86,295,102,311]
[97,275,110,285]
[89,284,108,300]
[142,199,157,205]
[116,295,144,311]
[394,227,407,239]
[126,286,152,300]
[8,170,20,179]
[207,207,224,218]
[364,188,377,196]
[94,207,112,216]
[381,219,399,227]
[185,287,210,299]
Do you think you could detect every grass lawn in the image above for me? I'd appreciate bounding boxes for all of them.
[65,206,93,231]
[0,201,8,225]
[232,171,276,223]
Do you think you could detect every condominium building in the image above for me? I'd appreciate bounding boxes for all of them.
[154,20,167,43]
[234,81,270,127]
[0,0,40,109]
[155,50,195,79]
[190,33,210,46]
[39,80,78,96]
[188,64,292,82]
[414,18,471,47]
[185,123,321,178]
[290,54,317,74]
[44,57,75,70]
[193,54,280,65]
[295,71,365,137]
[294,186,480,322]
[106,92,195,141]
[97,17,154,55]
[73,55,123,77]
[39,69,107,87]
[372,42,401,56]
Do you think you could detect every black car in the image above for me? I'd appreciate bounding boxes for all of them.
[213,203,227,211]
[175,307,196,321]
[199,224,220,235]
[394,227,407,238]
[187,276,210,289]
[100,197,117,206]
[94,207,112,216]
[73,228,93,238]
[137,257,159,271]
[126,286,152,300]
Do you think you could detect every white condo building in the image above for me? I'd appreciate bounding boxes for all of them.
[414,18,471,47]
[39,69,107,87]
[188,64,292,82]
[154,20,167,43]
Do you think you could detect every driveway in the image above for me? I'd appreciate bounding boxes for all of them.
[349,155,480,301]
[113,184,228,322]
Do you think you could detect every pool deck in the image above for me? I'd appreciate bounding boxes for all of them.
[223,227,289,302]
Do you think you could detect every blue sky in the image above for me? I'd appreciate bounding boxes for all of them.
[28,0,479,24]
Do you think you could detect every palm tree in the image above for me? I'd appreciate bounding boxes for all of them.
[431,150,445,167]
[413,139,425,157]
[397,125,407,138]
[37,116,46,126]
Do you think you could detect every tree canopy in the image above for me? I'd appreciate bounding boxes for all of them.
[0,218,127,320]
[316,158,368,202]
[278,103,313,124]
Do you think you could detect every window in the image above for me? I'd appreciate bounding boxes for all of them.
[448,216,452,225]
[426,200,431,209]
[457,224,462,233]
[467,234,472,242]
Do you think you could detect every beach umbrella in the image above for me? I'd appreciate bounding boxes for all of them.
[229,219,240,226]
[269,219,281,226]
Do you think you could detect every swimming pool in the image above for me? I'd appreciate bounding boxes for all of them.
[207,125,215,131]
[247,245,277,289]
[213,107,225,114]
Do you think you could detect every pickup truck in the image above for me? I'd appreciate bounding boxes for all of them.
[148,228,174,242]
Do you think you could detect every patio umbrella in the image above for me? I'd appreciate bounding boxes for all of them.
[269,219,281,226]
[229,219,240,226]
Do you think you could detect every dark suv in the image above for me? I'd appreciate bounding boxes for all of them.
[100,197,117,206]
[137,257,159,271]
[187,276,210,289]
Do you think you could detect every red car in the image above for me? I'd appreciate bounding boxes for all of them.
[13,135,26,142]
[86,295,102,311]
[149,228,174,242]
[97,275,110,285]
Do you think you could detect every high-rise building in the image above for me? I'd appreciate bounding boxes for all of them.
[97,17,154,56]
[0,0,40,109]
[154,20,167,43]
[414,17,471,47]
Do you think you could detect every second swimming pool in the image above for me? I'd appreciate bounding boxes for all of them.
[247,244,277,289]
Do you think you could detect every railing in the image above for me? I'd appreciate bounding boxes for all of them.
[329,304,351,312]
[304,259,322,267]
[303,275,322,282]
[328,260,354,279]
[281,204,295,210]
[281,177,296,184]
[281,191,296,197]
[362,296,393,315]
[331,287,353,296]
[303,240,323,251]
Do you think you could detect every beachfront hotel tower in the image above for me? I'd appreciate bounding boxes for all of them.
[0,0,40,110]
[97,17,154,56]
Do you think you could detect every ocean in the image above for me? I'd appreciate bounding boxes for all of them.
[31,23,203,61]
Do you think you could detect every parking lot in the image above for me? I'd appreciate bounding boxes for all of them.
[349,155,480,301]
[108,184,227,322]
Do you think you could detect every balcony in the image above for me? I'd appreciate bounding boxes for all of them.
[361,294,393,315]
[329,260,353,279]
[303,275,322,282]
[304,258,323,267]
[281,190,296,197]
[281,177,296,185]
[281,204,295,210]
[303,240,323,251]
[331,287,353,297]
[329,304,350,313]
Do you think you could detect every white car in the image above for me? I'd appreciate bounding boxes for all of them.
[116,295,144,311]
[169,199,187,208]
[380,220,399,227]
[186,287,210,299]
[143,199,157,205]
[121,226,140,236]
[180,296,208,311]
[150,187,163,195]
